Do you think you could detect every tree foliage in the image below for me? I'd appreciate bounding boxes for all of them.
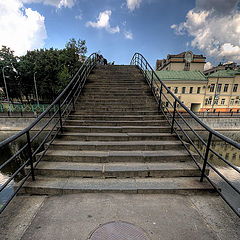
[0,38,87,103]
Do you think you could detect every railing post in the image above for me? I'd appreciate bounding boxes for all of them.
[200,132,212,182]
[26,131,35,181]
[58,100,63,133]
[158,84,163,112]
[171,100,177,134]
[151,70,153,90]
[72,95,75,112]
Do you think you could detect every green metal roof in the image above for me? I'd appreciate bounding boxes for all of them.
[154,70,207,81]
[208,70,240,78]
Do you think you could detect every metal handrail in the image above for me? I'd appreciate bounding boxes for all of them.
[0,53,100,214]
[131,52,240,217]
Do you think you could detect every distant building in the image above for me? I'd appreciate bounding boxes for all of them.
[154,70,207,112]
[203,70,240,112]
[204,62,240,75]
[156,51,206,71]
[154,52,240,112]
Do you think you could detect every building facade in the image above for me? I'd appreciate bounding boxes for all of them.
[155,52,240,112]
[156,51,206,71]
[202,71,240,112]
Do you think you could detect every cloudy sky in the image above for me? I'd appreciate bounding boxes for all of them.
[1,0,240,67]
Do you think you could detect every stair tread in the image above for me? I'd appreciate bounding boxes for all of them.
[36,161,198,172]
[51,140,183,146]
[42,149,191,157]
[23,176,213,192]
[59,132,174,137]
[69,114,163,117]
[63,126,170,129]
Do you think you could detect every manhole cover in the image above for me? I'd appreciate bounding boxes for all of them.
[88,221,150,240]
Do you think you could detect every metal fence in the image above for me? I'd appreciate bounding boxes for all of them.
[131,53,240,217]
[0,53,100,214]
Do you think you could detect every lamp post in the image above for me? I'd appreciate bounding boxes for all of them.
[33,72,39,106]
[2,66,10,103]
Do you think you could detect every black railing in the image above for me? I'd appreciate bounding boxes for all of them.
[131,53,240,217]
[0,53,100,214]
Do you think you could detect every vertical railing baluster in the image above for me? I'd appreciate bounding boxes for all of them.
[200,132,212,182]
[58,100,63,133]
[158,84,163,112]
[151,70,153,90]
[171,100,177,134]
[26,131,35,181]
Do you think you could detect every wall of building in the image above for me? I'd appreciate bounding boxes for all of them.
[202,75,240,111]
[189,63,205,71]
[162,81,206,110]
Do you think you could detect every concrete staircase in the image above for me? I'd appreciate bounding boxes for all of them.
[23,65,212,194]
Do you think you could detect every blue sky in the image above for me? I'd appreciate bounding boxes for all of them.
[23,0,197,66]
[1,0,240,69]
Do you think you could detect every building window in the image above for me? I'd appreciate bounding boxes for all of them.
[184,62,190,71]
[221,99,225,105]
[197,87,201,94]
[189,87,193,94]
[182,87,186,94]
[233,84,238,92]
[224,84,229,92]
[216,84,222,92]
[230,98,234,105]
[210,84,215,92]
[206,98,212,105]
[174,87,178,94]
[213,99,218,105]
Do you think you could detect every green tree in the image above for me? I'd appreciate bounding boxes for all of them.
[0,38,87,103]
[0,46,20,102]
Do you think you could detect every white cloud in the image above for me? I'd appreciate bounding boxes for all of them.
[75,14,83,20]
[126,0,142,11]
[86,10,120,34]
[124,30,133,39]
[204,62,213,71]
[0,0,47,56]
[22,0,76,8]
[172,0,240,62]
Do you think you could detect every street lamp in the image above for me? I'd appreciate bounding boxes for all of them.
[2,66,11,103]
[33,72,39,106]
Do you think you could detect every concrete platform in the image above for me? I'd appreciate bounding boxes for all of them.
[1,194,239,240]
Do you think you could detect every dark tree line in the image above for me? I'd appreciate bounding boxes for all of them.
[0,38,87,103]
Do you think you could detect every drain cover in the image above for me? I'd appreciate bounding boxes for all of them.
[88,221,150,240]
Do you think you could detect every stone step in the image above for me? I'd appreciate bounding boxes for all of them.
[77,98,155,103]
[75,107,157,112]
[85,83,148,87]
[87,78,145,82]
[76,101,157,107]
[22,176,213,195]
[82,89,151,94]
[49,140,186,151]
[81,93,152,98]
[70,111,160,116]
[65,120,169,126]
[79,96,155,101]
[62,126,171,133]
[40,149,190,162]
[84,84,148,88]
[58,132,177,141]
[68,115,165,120]
[34,161,202,178]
